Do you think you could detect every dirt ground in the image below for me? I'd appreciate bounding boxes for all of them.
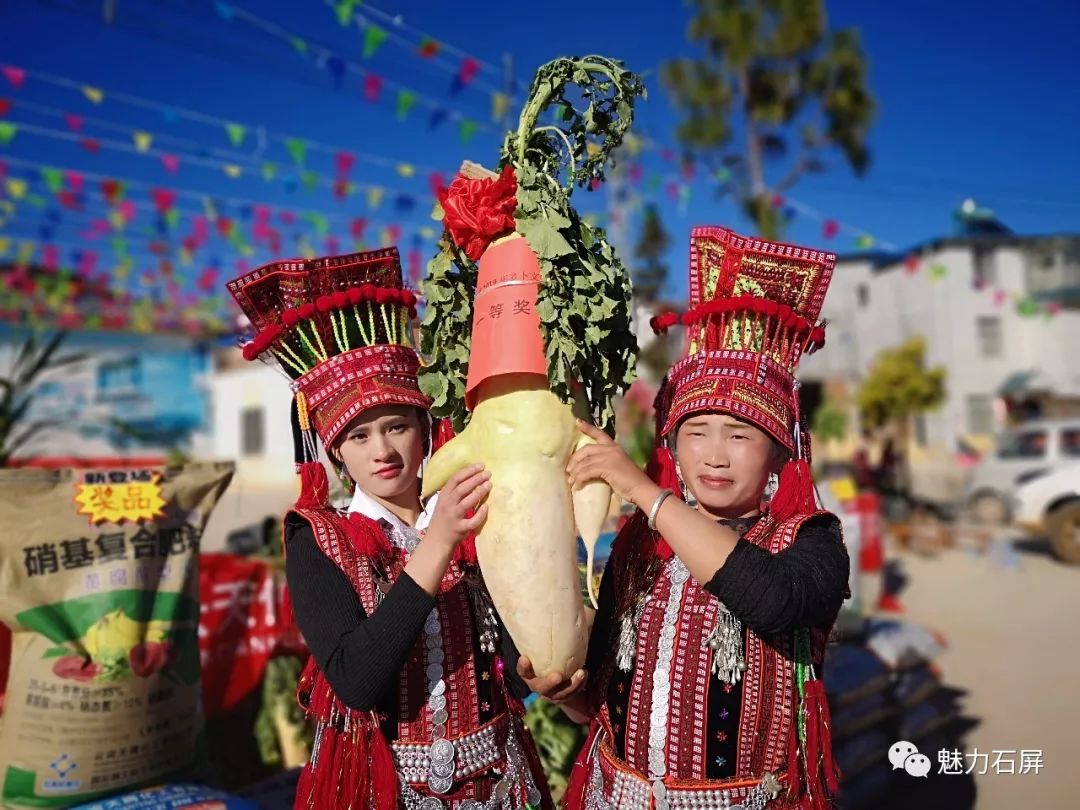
[872,531,1080,809]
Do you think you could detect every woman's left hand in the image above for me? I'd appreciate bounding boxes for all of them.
[567,420,657,508]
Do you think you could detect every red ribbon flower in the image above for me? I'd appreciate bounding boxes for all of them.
[438,165,518,261]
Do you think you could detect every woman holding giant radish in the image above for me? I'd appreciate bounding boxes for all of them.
[226,247,551,810]
[549,228,852,810]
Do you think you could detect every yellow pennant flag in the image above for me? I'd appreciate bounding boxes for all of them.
[17,240,35,263]
[108,210,126,231]
[179,247,193,266]
[6,179,27,199]
[223,164,243,179]
[82,86,105,104]
[623,133,643,157]
[0,236,10,256]
[419,226,437,240]
[133,131,153,152]
[395,163,416,178]
[491,92,510,122]
[0,200,14,216]
[366,187,385,209]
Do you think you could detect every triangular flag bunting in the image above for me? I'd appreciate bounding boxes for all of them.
[80,138,101,153]
[261,162,277,181]
[491,92,510,122]
[223,164,242,179]
[363,24,388,59]
[162,154,180,173]
[41,167,63,192]
[396,90,416,120]
[335,151,356,176]
[0,98,10,117]
[396,163,416,178]
[64,113,83,132]
[459,119,478,144]
[364,74,383,103]
[1,66,25,89]
[225,122,247,146]
[366,187,384,209]
[0,122,17,145]
[290,37,308,54]
[82,86,104,104]
[285,137,307,166]
[418,38,439,59]
[301,170,318,191]
[6,178,27,199]
[133,131,153,152]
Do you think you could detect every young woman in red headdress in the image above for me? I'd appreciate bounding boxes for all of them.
[523,227,851,810]
[227,248,552,810]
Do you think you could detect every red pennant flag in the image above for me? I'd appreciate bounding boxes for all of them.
[335,151,356,176]
[58,190,80,210]
[254,205,270,225]
[364,74,383,103]
[333,179,349,200]
[80,137,101,153]
[0,99,10,117]
[458,58,480,86]
[197,267,218,292]
[217,216,234,238]
[428,172,446,197]
[386,224,401,243]
[822,219,839,239]
[65,170,84,192]
[590,177,603,191]
[42,244,59,271]
[64,113,83,133]
[904,254,920,274]
[193,215,210,243]
[268,229,282,254]
[280,210,297,225]
[659,148,676,163]
[161,154,180,173]
[418,38,439,59]
[183,236,199,254]
[151,187,176,214]
[101,178,122,202]
[1,66,25,89]
[769,194,785,208]
[350,217,367,239]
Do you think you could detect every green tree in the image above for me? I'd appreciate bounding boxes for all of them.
[857,337,946,435]
[632,204,671,303]
[663,0,875,238]
[812,401,848,443]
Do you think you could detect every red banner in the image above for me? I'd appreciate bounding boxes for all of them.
[198,553,303,717]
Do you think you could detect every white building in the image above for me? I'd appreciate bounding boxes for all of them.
[800,219,1080,453]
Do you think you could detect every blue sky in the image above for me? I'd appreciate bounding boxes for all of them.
[2,0,1078,304]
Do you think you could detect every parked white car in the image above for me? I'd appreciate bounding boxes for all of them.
[1011,462,1080,564]
[965,418,1080,524]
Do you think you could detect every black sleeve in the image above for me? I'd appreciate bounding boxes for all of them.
[285,518,436,711]
[584,555,618,681]
[703,514,850,637]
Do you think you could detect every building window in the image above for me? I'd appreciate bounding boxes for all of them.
[976,315,1003,358]
[973,246,996,286]
[856,283,870,308]
[966,395,995,435]
[240,407,265,456]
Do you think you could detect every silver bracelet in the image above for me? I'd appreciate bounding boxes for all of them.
[647,488,674,530]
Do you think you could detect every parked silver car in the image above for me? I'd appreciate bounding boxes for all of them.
[965,419,1080,524]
